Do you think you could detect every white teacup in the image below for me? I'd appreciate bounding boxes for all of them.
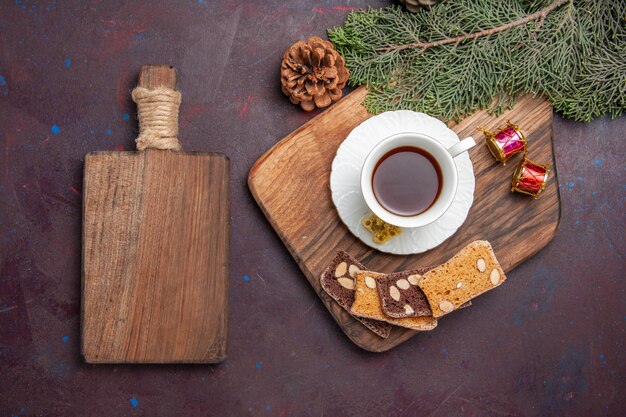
[361,132,475,228]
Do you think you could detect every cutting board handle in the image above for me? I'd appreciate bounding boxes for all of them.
[138,64,177,90]
[133,64,183,151]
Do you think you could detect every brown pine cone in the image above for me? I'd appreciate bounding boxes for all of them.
[280,36,350,111]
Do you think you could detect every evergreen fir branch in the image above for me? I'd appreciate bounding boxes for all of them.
[380,0,568,52]
[327,0,625,122]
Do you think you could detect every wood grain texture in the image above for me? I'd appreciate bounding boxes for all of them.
[82,150,230,363]
[81,65,230,363]
[248,86,561,352]
[138,64,177,89]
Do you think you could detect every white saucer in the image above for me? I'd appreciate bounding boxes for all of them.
[330,110,475,255]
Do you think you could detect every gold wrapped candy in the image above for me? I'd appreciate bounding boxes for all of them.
[362,213,402,244]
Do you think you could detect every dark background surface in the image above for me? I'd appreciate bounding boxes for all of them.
[1,1,624,416]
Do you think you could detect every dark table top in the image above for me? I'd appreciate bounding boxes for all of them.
[1,1,624,416]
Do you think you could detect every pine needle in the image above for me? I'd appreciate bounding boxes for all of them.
[327,0,625,122]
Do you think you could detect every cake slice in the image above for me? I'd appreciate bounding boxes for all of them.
[418,240,506,318]
[319,251,392,338]
[351,271,437,331]
[377,270,434,318]
[377,269,471,318]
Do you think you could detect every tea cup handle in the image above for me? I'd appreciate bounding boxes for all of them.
[447,136,476,158]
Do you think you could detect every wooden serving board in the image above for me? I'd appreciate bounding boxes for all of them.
[249,87,560,352]
[82,66,230,363]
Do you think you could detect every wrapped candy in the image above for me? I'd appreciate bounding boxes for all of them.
[511,156,551,199]
[479,120,527,164]
[362,213,402,244]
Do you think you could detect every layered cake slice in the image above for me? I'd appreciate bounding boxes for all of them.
[320,251,392,338]
[377,270,434,318]
[351,271,437,331]
[418,240,506,318]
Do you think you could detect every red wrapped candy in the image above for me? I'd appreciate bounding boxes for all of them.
[479,120,527,164]
[511,157,550,198]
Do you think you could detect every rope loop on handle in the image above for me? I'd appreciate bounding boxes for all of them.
[131,86,182,151]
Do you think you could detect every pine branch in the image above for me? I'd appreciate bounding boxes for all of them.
[328,0,625,122]
[380,0,568,52]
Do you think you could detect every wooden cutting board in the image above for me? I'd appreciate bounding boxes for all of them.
[248,87,560,352]
[82,65,230,363]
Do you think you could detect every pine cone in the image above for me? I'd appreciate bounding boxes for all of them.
[280,36,349,111]
[398,0,441,13]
